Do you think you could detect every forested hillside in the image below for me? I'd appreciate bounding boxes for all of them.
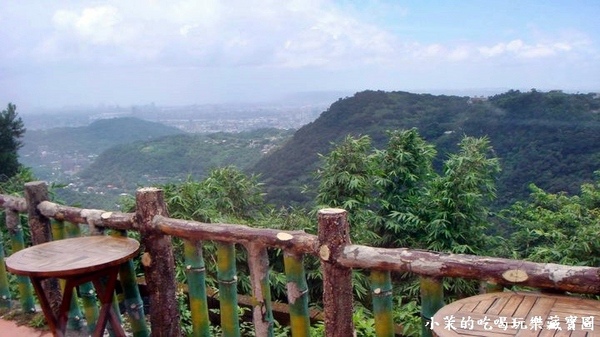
[79,128,293,189]
[20,117,184,180]
[251,90,600,207]
[22,117,183,154]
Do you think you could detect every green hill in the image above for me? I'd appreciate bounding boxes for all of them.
[251,90,600,207]
[79,128,294,189]
[20,117,185,180]
[22,117,184,153]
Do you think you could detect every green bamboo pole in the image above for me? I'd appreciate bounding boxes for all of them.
[217,242,240,337]
[50,218,65,240]
[370,270,394,337]
[6,210,35,313]
[420,276,444,337]
[183,239,211,337]
[64,221,99,334]
[112,230,150,337]
[0,227,12,309]
[51,220,85,331]
[283,252,310,337]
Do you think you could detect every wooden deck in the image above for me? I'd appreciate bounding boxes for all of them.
[432,292,600,337]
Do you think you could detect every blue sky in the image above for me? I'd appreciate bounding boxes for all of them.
[1,1,598,110]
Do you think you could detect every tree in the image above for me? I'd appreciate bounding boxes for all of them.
[425,136,501,255]
[373,129,437,248]
[0,103,26,181]
[504,173,600,266]
[315,135,379,243]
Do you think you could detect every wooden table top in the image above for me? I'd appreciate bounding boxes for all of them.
[432,291,600,337]
[5,236,139,278]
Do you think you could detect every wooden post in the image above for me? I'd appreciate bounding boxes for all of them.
[317,208,354,337]
[283,251,310,337]
[5,209,35,313]
[135,187,181,337]
[217,242,241,337]
[24,181,61,317]
[371,270,394,337]
[183,239,211,337]
[246,243,274,337]
[420,276,444,337]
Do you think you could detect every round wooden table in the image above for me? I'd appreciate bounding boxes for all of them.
[6,236,140,337]
[431,291,600,337]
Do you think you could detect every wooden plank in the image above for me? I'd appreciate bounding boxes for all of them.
[488,296,511,316]
[473,298,497,314]
[499,295,525,317]
[459,298,481,313]
[433,292,600,337]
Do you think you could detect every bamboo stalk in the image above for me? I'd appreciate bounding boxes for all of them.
[283,251,310,337]
[420,276,444,337]
[246,243,274,337]
[371,270,394,337]
[5,208,35,312]
[51,220,85,331]
[50,219,65,240]
[183,239,211,337]
[217,242,240,337]
[112,230,149,337]
[63,221,99,334]
[0,228,12,309]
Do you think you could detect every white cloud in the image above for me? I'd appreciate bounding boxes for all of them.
[448,46,470,61]
[53,6,124,45]
[478,38,578,59]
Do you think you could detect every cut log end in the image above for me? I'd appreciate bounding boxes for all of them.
[502,269,529,283]
[318,208,346,215]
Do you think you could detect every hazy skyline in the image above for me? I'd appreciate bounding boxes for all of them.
[1,1,599,110]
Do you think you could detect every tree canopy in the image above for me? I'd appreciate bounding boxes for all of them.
[0,103,26,181]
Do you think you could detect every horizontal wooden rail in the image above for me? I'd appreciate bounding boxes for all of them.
[38,201,135,230]
[339,244,600,294]
[153,215,318,256]
[0,194,27,213]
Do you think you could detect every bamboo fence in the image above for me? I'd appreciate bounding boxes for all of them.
[2,181,600,337]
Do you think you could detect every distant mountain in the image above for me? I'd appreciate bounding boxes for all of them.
[22,117,183,153]
[250,90,600,207]
[78,128,294,189]
[20,117,184,180]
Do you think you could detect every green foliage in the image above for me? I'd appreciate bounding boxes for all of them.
[503,173,600,266]
[315,130,500,254]
[315,130,501,300]
[0,103,26,181]
[164,166,265,223]
[0,167,35,195]
[315,134,379,243]
[373,129,437,248]
[424,136,500,254]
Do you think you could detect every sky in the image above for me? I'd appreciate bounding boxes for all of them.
[1,0,599,110]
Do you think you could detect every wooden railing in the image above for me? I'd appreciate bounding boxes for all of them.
[2,181,600,337]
